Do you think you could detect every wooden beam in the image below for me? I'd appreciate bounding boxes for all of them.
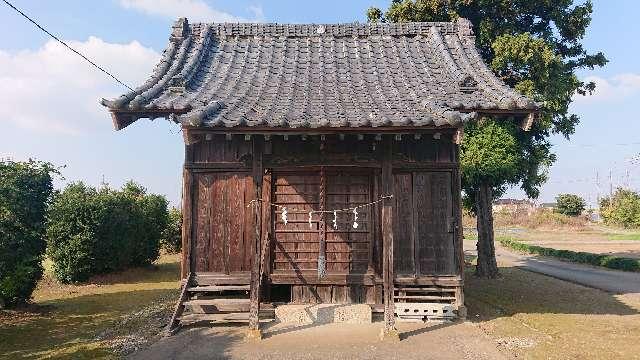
[521,112,535,131]
[318,166,327,279]
[181,143,195,279]
[452,145,466,318]
[260,173,272,296]
[183,129,201,145]
[454,128,464,145]
[247,137,264,339]
[183,126,459,134]
[380,136,398,340]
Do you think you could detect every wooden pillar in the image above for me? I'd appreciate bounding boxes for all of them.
[380,135,399,341]
[181,134,195,279]
[318,166,327,279]
[247,137,263,339]
[452,143,466,318]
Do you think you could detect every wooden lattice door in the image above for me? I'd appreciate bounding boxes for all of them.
[271,169,375,276]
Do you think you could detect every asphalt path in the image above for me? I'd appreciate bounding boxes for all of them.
[464,242,640,294]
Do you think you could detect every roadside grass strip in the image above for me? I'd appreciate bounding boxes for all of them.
[498,237,640,272]
[606,233,640,241]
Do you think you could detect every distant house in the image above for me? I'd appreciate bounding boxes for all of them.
[493,199,536,215]
[538,202,557,210]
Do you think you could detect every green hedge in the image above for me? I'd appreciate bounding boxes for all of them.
[498,237,640,272]
[0,160,56,307]
[46,181,168,283]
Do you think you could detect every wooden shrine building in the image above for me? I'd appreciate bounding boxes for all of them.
[102,18,536,338]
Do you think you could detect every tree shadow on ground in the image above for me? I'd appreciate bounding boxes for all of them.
[463,261,639,322]
[0,288,178,359]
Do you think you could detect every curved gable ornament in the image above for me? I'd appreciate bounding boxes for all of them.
[458,75,478,94]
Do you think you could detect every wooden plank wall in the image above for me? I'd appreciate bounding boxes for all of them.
[182,133,463,305]
[193,172,254,273]
[393,171,456,276]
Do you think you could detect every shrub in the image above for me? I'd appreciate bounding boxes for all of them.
[491,208,587,230]
[498,237,640,272]
[161,208,182,253]
[600,188,640,228]
[555,194,586,216]
[46,181,168,283]
[0,160,56,307]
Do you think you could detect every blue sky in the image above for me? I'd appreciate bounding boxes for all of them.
[0,0,638,206]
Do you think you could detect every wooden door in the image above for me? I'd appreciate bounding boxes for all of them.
[271,169,374,275]
[192,172,255,274]
[393,171,456,276]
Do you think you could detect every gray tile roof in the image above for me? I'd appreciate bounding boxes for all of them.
[101,18,537,130]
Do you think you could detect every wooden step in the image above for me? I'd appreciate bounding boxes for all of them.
[187,285,250,292]
[194,273,251,286]
[179,312,273,323]
[184,298,249,313]
[394,287,454,292]
[393,295,456,301]
[183,299,275,313]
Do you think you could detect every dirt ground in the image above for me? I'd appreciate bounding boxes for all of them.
[3,245,640,359]
[129,259,640,360]
[129,321,509,360]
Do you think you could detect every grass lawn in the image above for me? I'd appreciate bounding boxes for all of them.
[0,254,181,359]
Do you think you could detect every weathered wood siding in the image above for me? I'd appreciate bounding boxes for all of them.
[184,133,462,304]
[192,172,255,273]
[393,171,456,276]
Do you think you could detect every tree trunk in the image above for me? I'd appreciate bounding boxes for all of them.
[475,182,499,278]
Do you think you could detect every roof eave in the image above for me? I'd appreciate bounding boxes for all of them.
[109,108,189,131]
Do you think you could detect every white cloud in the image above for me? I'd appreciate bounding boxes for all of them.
[575,73,640,103]
[0,37,160,134]
[119,0,263,23]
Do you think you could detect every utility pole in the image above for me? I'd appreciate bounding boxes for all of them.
[609,169,613,211]
[595,170,600,205]
[625,169,630,189]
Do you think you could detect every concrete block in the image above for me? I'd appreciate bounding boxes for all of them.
[274,304,372,325]
[245,328,262,341]
[379,327,401,342]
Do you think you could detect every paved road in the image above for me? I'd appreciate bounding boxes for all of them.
[464,242,640,294]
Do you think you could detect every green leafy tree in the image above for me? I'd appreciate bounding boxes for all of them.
[367,0,606,277]
[555,193,586,216]
[161,207,183,254]
[600,189,640,228]
[0,160,56,307]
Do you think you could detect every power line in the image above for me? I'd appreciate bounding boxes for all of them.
[2,0,134,91]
